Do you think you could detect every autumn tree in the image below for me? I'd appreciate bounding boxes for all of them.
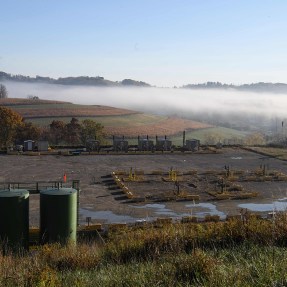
[49,120,66,144]
[204,132,224,145]
[0,84,8,98]
[245,132,265,146]
[15,121,41,143]
[65,117,81,145]
[0,106,22,147]
[48,118,105,145]
[80,119,105,145]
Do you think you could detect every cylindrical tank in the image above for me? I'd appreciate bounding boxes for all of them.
[40,188,77,245]
[0,189,29,252]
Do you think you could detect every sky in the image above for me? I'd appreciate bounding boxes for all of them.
[1,0,287,87]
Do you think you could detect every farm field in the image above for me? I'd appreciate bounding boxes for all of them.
[0,98,248,141]
[1,147,287,227]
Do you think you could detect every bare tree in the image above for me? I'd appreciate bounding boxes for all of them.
[0,84,8,98]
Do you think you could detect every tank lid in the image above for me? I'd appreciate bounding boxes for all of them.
[0,189,29,198]
[40,188,77,196]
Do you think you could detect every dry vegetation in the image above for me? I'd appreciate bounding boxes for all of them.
[2,216,287,286]
[105,117,212,137]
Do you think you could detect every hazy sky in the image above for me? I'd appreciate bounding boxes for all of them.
[1,0,287,87]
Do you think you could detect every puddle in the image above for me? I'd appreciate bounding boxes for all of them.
[81,202,229,224]
[132,203,166,210]
[131,203,188,217]
[231,157,242,160]
[186,202,226,219]
[238,200,287,212]
[131,202,226,219]
[80,208,136,223]
[130,203,170,212]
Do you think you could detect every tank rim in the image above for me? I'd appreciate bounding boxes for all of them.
[40,187,77,195]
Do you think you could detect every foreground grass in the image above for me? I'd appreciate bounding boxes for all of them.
[2,216,287,286]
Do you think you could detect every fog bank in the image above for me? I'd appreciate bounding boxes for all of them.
[2,81,286,131]
[2,81,285,114]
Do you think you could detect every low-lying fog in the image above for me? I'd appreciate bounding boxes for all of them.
[2,81,287,133]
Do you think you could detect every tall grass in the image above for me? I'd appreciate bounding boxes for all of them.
[1,216,287,286]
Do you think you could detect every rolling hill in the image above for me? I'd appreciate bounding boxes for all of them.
[0,98,214,138]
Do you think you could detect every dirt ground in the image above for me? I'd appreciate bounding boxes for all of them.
[1,147,287,226]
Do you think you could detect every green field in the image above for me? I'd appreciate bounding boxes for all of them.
[29,113,167,127]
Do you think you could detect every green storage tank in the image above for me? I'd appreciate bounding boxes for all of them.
[0,189,29,252]
[40,188,77,245]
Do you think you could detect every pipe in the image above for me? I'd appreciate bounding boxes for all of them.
[183,130,186,147]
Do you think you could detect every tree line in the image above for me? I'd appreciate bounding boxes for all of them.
[0,72,151,87]
[0,106,105,148]
[0,84,8,98]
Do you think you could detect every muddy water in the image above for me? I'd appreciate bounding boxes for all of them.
[81,198,287,224]
[80,208,136,223]
[80,202,226,224]
[186,202,226,219]
[238,198,287,213]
